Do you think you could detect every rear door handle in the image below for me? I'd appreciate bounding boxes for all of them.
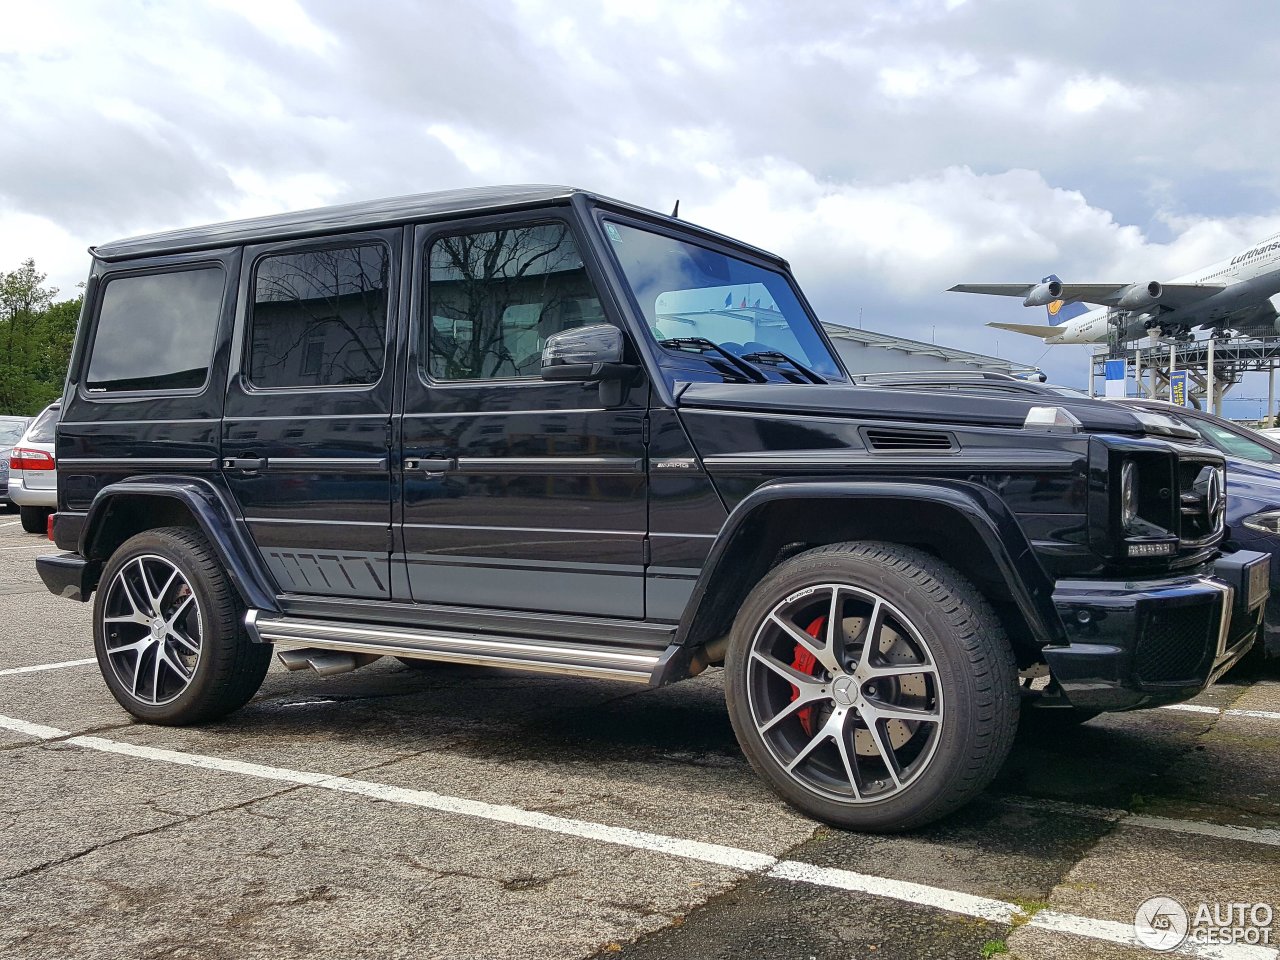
[403,457,456,474]
[222,457,267,472]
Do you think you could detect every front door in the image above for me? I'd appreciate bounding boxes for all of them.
[222,229,400,599]
[397,212,648,617]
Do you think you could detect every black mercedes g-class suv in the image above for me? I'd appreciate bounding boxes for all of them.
[37,186,1269,831]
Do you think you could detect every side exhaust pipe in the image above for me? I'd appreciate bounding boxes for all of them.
[276,648,381,677]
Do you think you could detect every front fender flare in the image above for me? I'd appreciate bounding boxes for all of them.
[80,475,280,615]
[675,478,1064,649]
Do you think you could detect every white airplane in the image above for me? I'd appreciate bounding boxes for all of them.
[948,232,1280,344]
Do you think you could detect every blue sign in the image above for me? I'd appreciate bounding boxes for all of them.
[1104,359,1127,398]
[1170,370,1189,407]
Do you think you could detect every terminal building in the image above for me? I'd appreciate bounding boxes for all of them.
[823,323,1041,379]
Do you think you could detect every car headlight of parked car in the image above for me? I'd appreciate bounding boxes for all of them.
[1243,509,1280,535]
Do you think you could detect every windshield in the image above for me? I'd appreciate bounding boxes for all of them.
[603,220,842,382]
[1188,419,1280,463]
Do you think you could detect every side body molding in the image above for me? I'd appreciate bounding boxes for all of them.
[79,476,281,616]
[674,478,1066,651]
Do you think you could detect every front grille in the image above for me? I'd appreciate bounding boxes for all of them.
[1134,602,1215,683]
[1176,459,1225,545]
[863,428,955,452]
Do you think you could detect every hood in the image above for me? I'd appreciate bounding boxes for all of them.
[676,381,1151,435]
[1225,456,1280,501]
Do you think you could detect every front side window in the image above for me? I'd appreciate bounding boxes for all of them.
[86,267,224,393]
[248,243,390,389]
[426,222,605,381]
[603,220,842,382]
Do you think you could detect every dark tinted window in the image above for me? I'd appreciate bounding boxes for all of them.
[426,223,604,380]
[28,404,59,443]
[249,244,390,389]
[87,268,224,392]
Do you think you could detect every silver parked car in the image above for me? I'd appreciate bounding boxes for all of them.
[0,416,31,509]
[9,401,59,533]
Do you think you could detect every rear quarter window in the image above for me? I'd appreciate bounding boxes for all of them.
[86,267,225,393]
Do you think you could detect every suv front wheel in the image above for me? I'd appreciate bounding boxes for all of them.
[93,526,272,725]
[725,541,1019,831]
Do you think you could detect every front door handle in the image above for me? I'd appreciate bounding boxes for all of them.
[222,457,267,473]
[403,457,457,474]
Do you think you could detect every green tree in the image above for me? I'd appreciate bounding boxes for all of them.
[0,258,80,415]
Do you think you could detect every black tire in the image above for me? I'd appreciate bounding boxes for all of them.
[19,505,50,534]
[724,541,1019,832]
[93,526,272,725]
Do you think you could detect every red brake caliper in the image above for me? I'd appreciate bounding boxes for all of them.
[790,616,826,736]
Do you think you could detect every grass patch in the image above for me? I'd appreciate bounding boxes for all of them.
[1009,897,1050,928]
[980,939,1008,957]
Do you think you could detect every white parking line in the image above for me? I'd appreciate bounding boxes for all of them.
[0,658,96,677]
[0,715,1270,960]
[1162,703,1280,721]
[1002,796,1280,848]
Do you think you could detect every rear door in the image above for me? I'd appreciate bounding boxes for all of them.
[221,230,400,599]
[397,211,649,617]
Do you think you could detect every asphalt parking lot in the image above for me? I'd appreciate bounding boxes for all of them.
[2,519,1279,960]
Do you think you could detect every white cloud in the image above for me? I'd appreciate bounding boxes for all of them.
[1,0,1279,407]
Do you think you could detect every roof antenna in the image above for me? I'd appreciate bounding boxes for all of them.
[670,199,680,218]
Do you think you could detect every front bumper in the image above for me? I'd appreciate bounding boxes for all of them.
[1045,550,1270,711]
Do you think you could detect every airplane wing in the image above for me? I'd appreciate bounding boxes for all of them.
[986,321,1060,338]
[953,281,1226,307]
[948,283,1038,297]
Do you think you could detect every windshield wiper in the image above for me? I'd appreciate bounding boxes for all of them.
[658,337,767,383]
[739,349,827,384]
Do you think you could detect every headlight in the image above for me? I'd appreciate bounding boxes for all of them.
[1243,509,1280,535]
[1120,460,1139,529]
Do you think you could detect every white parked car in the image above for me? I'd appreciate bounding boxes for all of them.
[9,401,60,533]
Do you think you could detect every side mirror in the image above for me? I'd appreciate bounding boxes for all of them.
[541,324,639,405]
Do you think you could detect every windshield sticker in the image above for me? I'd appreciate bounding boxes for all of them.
[605,223,622,243]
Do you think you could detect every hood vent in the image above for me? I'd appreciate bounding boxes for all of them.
[863,427,956,453]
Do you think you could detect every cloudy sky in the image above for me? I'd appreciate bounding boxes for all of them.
[4,0,1280,410]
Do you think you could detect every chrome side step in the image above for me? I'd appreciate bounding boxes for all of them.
[245,610,665,684]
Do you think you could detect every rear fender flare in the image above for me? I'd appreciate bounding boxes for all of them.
[80,476,280,615]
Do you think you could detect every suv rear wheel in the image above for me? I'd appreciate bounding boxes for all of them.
[93,527,271,725]
[725,541,1019,831]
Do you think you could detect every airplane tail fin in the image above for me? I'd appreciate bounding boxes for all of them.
[1043,274,1088,325]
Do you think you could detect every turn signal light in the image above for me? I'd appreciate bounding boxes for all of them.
[10,448,54,471]
[1127,541,1176,558]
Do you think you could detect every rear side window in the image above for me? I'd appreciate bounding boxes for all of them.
[27,405,59,443]
[86,267,225,393]
[248,243,390,389]
[425,222,605,380]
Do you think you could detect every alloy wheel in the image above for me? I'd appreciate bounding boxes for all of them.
[101,554,203,706]
[745,583,944,803]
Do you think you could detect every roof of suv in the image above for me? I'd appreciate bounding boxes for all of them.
[92,185,782,267]
[93,185,580,261]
